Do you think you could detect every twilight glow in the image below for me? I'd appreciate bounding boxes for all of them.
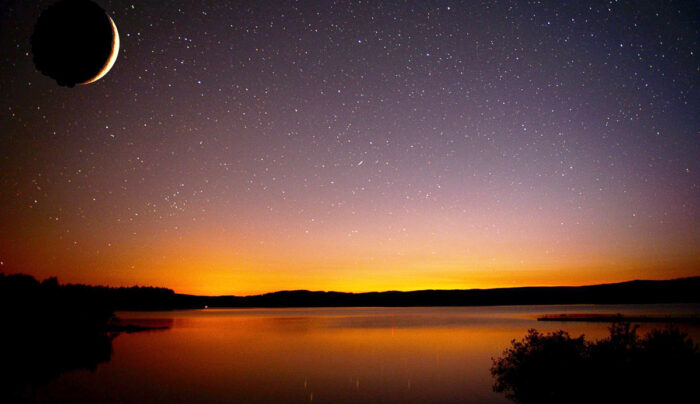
[0,1,698,295]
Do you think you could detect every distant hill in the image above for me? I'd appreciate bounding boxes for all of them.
[2,273,699,310]
[200,277,700,308]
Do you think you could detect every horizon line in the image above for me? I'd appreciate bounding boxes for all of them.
[4,272,697,298]
[187,276,700,298]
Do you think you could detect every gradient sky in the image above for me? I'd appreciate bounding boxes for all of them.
[1,1,698,295]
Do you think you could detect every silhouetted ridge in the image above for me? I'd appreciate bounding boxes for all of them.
[212,277,700,308]
[2,273,698,310]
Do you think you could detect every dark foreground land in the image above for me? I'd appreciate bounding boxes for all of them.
[1,273,699,310]
[0,274,172,402]
[492,323,700,403]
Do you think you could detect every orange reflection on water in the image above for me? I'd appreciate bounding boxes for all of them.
[35,306,700,403]
[114,312,510,403]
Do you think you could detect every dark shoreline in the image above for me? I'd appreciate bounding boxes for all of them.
[537,313,700,323]
[2,273,699,310]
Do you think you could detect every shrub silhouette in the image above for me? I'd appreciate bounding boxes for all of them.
[492,324,700,403]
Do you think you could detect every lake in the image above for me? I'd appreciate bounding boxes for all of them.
[33,304,700,403]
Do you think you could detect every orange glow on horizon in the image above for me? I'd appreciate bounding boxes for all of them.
[2,172,697,296]
[4,220,698,295]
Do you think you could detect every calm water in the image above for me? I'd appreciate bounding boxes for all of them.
[35,304,700,403]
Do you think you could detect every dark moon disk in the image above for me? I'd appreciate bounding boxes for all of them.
[31,0,118,87]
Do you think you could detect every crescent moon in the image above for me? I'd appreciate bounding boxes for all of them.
[81,15,119,85]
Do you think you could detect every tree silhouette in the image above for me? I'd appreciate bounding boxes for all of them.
[491,324,700,403]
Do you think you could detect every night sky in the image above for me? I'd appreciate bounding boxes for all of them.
[1,1,698,295]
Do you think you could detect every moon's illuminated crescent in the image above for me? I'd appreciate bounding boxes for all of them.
[81,15,119,85]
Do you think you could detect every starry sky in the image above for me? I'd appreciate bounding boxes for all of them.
[0,0,698,295]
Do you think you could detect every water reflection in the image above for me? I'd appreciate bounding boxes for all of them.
[1,330,113,402]
[32,305,700,403]
[1,318,172,403]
